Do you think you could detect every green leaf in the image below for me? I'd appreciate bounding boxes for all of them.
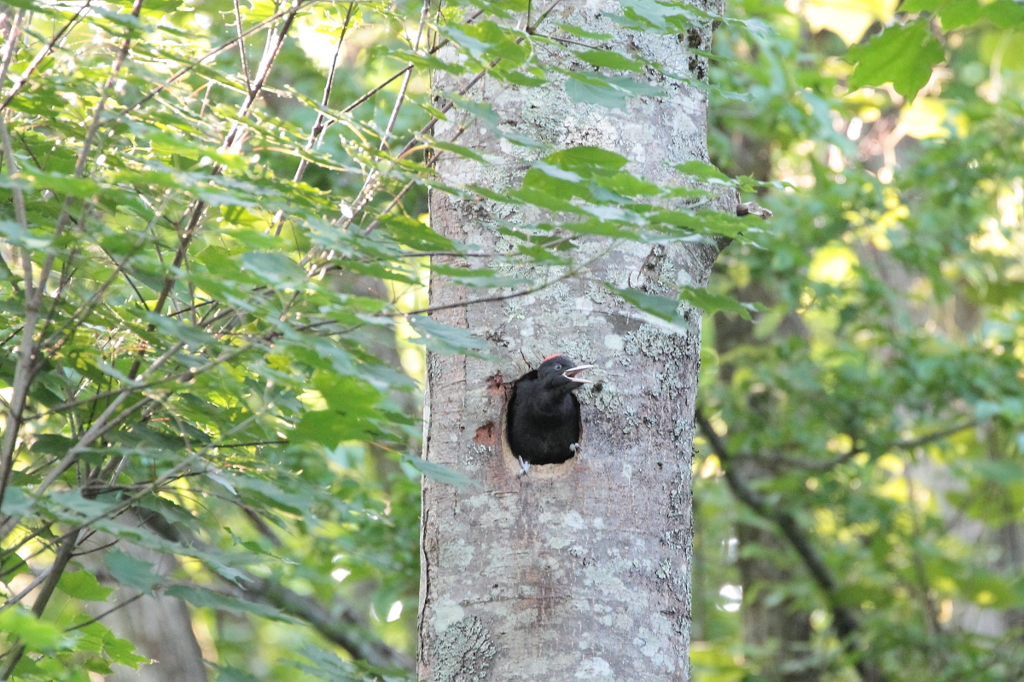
[440,24,492,59]
[402,454,481,490]
[20,171,99,198]
[674,160,734,184]
[430,264,525,287]
[448,94,545,147]
[104,550,163,594]
[165,585,301,622]
[240,252,307,287]
[610,286,697,333]
[611,285,752,329]
[291,644,368,682]
[545,146,629,175]
[0,607,67,649]
[58,570,114,601]
[564,73,630,110]
[974,398,1024,420]
[0,220,52,250]
[407,315,491,357]
[596,172,662,196]
[618,0,696,29]
[678,287,754,319]
[980,0,1024,27]
[292,410,378,449]
[426,138,488,163]
[557,24,613,40]
[74,621,150,669]
[383,214,457,251]
[898,0,938,10]
[144,313,217,351]
[575,49,644,72]
[103,632,150,668]
[314,372,382,414]
[212,664,262,682]
[970,460,1024,483]
[846,20,945,100]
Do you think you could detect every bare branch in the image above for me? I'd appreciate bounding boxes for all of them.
[895,420,977,450]
[763,420,979,472]
[232,0,254,94]
[0,124,39,513]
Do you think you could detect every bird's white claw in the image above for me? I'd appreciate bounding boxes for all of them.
[570,442,581,454]
[518,456,531,476]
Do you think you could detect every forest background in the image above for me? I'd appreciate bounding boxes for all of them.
[1,0,1023,680]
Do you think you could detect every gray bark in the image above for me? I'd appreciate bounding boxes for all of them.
[419,1,725,679]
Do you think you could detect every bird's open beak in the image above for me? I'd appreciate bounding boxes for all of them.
[562,364,593,384]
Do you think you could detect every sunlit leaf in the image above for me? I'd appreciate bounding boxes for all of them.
[846,20,944,100]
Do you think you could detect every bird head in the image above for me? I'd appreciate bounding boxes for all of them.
[538,354,593,392]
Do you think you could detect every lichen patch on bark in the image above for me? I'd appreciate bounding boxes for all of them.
[432,615,497,682]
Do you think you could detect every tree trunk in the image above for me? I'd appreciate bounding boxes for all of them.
[419,2,725,679]
[78,513,208,682]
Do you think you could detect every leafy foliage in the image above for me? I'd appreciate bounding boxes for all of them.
[697,1,1024,681]
[0,0,746,678]
[4,0,1020,677]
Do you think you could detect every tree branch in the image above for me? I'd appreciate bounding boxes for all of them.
[695,407,885,682]
[0,529,82,680]
[240,576,414,670]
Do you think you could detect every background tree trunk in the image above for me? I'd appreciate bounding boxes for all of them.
[418,1,726,679]
[78,512,208,682]
[713,279,820,682]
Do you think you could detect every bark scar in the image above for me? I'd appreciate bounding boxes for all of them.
[473,421,497,446]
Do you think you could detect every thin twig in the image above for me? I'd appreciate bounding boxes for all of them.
[396,274,573,317]
[0,0,94,113]
[233,0,253,93]
[0,10,25,109]
[0,112,40,514]
[328,7,486,120]
[35,340,186,495]
[114,0,321,123]
[0,565,52,613]
[767,420,979,472]
[273,1,356,237]
[343,0,431,229]
[0,0,151,500]
[40,236,153,351]
[129,0,303,380]
[211,439,289,449]
[47,411,267,550]
[337,0,563,234]
[904,469,941,635]
[895,420,977,450]
[64,593,146,633]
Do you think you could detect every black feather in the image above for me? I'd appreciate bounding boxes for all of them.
[506,355,587,466]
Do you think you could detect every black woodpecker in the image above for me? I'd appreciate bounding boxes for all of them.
[506,354,592,473]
